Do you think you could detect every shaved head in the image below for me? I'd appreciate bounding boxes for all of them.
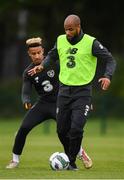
[64,15,81,40]
[64,14,81,27]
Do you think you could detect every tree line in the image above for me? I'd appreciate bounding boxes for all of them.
[0,0,123,117]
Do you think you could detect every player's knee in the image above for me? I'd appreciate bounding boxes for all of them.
[57,127,68,136]
[19,126,31,134]
[69,128,83,139]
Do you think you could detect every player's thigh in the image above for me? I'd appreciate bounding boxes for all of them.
[48,102,56,120]
[21,101,47,129]
[56,96,71,133]
[71,96,91,130]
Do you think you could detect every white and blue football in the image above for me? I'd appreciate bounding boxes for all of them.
[49,152,70,170]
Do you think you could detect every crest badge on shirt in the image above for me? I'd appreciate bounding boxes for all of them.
[47,70,55,77]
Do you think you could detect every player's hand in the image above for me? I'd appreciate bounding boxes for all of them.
[28,65,43,76]
[98,77,111,90]
[24,103,32,110]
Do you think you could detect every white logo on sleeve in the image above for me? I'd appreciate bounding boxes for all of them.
[42,80,53,92]
[99,44,103,49]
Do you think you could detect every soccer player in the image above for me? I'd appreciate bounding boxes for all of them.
[6,37,92,169]
[28,15,116,170]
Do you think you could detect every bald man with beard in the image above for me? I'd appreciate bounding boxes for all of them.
[28,14,116,170]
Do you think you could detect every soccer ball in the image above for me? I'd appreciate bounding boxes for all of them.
[49,152,70,170]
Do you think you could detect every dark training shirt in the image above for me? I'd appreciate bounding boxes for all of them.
[21,61,59,104]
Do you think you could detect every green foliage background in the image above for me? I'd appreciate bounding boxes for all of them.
[0,0,123,117]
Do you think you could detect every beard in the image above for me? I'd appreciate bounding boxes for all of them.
[67,32,79,43]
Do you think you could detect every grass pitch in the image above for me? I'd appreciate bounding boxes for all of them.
[0,118,124,179]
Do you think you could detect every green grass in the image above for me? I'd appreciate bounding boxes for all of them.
[0,118,124,179]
